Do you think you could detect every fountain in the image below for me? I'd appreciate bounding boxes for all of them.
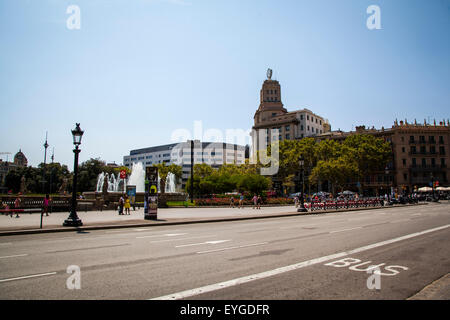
[83,163,185,209]
[95,162,177,194]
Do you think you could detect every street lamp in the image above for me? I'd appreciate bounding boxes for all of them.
[190,139,194,203]
[42,132,49,194]
[63,123,84,227]
[297,156,307,212]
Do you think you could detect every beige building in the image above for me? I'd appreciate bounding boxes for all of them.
[317,119,450,195]
[251,70,330,156]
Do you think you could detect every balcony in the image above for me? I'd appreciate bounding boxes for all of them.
[409,165,441,171]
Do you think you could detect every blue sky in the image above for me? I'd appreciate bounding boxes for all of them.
[0,0,449,170]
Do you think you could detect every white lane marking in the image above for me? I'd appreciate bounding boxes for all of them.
[149,235,217,244]
[0,272,57,283]
[412,213,422,216]
[0,254,28,259]
[197,242,269,254]
[176,240,231,248]
[151,224,449,300]
[136,233,188,239]
[329,227,362,234]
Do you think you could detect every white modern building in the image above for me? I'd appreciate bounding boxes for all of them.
[123,140,248,190]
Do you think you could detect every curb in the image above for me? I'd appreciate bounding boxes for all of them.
[0,203,428,237]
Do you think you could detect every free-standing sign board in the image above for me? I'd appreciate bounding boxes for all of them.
[144,167,158,220]
[126,185,136,208]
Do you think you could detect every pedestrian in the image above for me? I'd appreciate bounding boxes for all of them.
[252,194,258,209]
[14,195,21,218]
[257,195,262,210]
[239,194,244,209]
[43,194,50,217]
[230,197,235,208]
[124,195,131,215]
[294,196,299,208]
[118,195,124,215]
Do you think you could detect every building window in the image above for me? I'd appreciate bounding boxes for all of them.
[429,136,435,143]
[439,146,445,155]
[402,159,406,166]
[409,136,415,143]
[307,126,310,131]
[421,158,426,167]
[419,136,425,143]
[441,158,446,167]
[412,158,416,167]
[431,158,436,167]
[402,147,405,153]
[272,113,277,117]
[320,120,322,125]
[401,137,404,142]
[285,125,290,132]
[439,136,444,144]
[410,146,416,154]
[300,115,304,120]
[430,146,436,154]
[403,173,408,181]
[307,115,309,120]
[286,134,290,139]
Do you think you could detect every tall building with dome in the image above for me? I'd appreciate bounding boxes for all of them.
[0,149,28,190]
[14,149,28,167]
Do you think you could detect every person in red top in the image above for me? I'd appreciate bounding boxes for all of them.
[43,194,50,216]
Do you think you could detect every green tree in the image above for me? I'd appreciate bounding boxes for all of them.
[341,134,392,193]
[154,163,182,193]
[309,158,358,195]
[77,158,108,192]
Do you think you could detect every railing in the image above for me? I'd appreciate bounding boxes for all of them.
[306,199,384,211]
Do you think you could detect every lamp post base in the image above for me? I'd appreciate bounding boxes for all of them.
[63,217,83,227]
[297,206,308,213]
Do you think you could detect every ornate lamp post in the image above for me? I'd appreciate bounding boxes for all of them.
[297,156,308,212]
[63,123,84,227]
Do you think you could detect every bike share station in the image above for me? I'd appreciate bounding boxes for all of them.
[144,167,158,220]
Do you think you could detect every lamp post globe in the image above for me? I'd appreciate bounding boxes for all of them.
[63,123,84,227]
[297,156,308,212]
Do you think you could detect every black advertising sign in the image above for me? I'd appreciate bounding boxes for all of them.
[145,167,158,220]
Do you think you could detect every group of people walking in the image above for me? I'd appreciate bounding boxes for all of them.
[230,194,262,209]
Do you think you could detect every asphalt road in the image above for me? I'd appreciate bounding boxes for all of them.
[0,203,449,300]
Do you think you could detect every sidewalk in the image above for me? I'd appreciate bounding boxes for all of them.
[0,203,430,236]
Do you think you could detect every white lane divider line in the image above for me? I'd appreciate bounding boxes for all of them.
[0,254,28,259]
[176,240,231,248]
[136,233,188,239]
[149,235,217,244]
[150,224,450,300]
[329,227,362,234]
[0,272,57,283]
[197,242,269,254]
